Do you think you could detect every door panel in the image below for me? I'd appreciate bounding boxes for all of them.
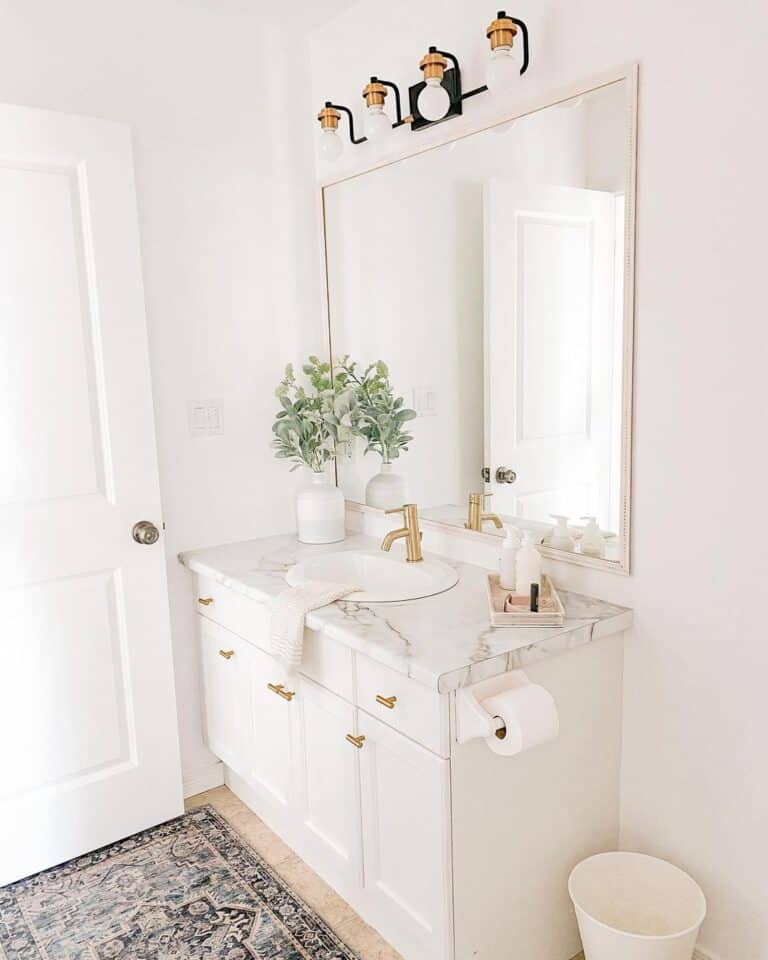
[294,677,362,899]
[358,713,452,960]
[485,181,619,531]
[0,104,182,885]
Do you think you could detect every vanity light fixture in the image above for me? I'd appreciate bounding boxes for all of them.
[316,9,530,159]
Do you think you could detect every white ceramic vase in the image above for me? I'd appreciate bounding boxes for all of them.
[365,462,407,511]
[296,470,346,544]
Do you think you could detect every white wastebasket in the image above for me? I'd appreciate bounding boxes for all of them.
[568,852,706,960]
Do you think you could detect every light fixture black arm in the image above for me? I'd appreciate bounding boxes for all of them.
[330,102,368,144]
[378,79,407,127]
[509,16,530,75]
[436,48,460,75]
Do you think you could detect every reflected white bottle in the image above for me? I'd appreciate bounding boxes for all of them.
[579,517,606,558]
[549,515,575,552]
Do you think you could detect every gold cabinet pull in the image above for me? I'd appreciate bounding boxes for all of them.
[345,733,366,749]
[198,597,214,606]
[267,682,295,702]
[218,649,235,660]
[375,694,398,710]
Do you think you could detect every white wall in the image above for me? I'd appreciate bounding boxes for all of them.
[327,161,484,507]
[310,2,768,958]
[0,0,322,793]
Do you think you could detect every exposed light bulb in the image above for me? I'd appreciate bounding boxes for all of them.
[364,104,391,142]
[485,45,520,92]
[319,128,343,161]
[417,77,451,122]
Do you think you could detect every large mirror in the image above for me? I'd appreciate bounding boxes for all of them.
[323,71,636,571]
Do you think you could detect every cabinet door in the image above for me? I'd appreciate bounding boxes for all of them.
[199,618,250,770]
[293,676,362,901]
[248,645,297,819]
[358,712,453,960]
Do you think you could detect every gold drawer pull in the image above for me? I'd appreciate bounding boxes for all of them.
[267,682,295,702]
[218,649,235,660]
[198,597,214,606]
[375,694,398,710]
[345,733,366,749]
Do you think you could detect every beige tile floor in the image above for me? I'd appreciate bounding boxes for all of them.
[185,785,403,959]
[185,785,585,960]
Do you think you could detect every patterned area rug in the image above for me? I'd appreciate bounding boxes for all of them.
[0,805,359,959]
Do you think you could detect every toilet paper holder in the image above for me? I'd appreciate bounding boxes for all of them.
[456,682,508,744]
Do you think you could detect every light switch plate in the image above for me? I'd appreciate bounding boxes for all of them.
[412,385,438,417]
[188,398,224,437]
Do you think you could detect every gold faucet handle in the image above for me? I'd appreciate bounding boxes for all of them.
[384,505,405,515]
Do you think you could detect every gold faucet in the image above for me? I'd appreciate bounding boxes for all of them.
[465,492,503,532]
[381,503,423,562]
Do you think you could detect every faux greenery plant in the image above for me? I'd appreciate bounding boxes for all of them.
[272,357,357,472]
[335,357,416,464]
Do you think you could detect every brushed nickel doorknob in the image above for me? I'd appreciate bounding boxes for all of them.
[132,520,160,545]
[495,467,517,484]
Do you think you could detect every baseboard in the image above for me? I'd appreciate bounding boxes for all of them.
[182,760,224,798]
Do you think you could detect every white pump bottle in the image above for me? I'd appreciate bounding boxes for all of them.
[499,526,521,590]
[515,530,542,596]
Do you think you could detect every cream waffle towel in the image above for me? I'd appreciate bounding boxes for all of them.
[270,581,359,670]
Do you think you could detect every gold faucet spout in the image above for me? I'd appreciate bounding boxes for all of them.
[381,527,408,551]
[465,492,504,532]
[381,504,423,562]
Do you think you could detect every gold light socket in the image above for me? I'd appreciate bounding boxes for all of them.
[419,50,448,82]
[362,80,388,108]
[487,13,518,50]
[317,105,341,130]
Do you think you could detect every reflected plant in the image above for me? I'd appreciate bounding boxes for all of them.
[272,357,357,472]
[335,357,416,464]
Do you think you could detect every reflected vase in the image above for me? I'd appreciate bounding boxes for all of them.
[365,462,407,511]
[296,470,346,544]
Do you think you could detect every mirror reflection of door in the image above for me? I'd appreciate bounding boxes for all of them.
[484,181,624,535]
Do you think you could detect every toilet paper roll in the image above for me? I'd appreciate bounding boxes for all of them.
[481,679,559,757]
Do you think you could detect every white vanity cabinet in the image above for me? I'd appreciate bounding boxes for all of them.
[189,553,627,960]
[194,584,453,960]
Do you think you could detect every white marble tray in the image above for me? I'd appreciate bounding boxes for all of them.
[486,573,565,627]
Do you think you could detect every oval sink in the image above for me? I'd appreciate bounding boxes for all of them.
[286,549,459,603]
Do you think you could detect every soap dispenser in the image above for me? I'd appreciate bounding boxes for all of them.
[499,525,521,590]
[549,515,575,552]
[579,517,606,558]
[515,530,541,595]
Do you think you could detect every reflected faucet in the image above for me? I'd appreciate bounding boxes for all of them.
[465,492,503,532]
[381,504,423,562]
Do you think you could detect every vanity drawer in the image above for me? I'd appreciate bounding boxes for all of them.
[195,575,271,647]
[195,575,353,702]
[355,656,448,757]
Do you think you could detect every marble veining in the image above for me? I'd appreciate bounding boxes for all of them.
[179,534,632,693]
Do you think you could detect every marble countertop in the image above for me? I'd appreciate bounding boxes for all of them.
[179,534,632,694]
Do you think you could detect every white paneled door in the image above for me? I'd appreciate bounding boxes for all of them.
[0,104,182,885]
[485,181,621,531]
